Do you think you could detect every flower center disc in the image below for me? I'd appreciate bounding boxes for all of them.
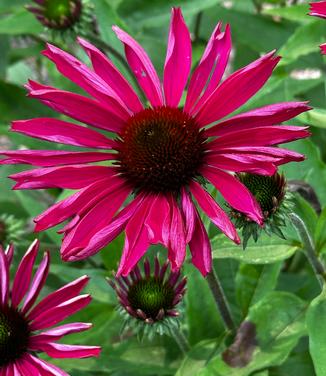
[117,107,207,193]
[0,307,30,366]
[127,277,175,319]
[43,0,82,28]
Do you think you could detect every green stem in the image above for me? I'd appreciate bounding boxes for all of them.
[170,328,190,354]
[290,213,326,288]
[206,268,235,332]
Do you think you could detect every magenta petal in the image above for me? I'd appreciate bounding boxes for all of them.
[22,251,50,314]
[25,354,69,376]
[181,188,195,243]
[30,323,92,345]
[190,181,240,243]
[12,118,115,149]
[30,294,92,331]
[117,198,152,276]
[163,8,191,107]
[208,125,310,149]
[203,166,263,224]
[15,356,42,376]
[113,26,164,107]
[5,244,14,266]
[167,196,186,271]
[0,248,9,306]
[145,194,170,244]
[185,23,231,115]
[196,51,280,126]
[309,1,326,19]
[78,37,144,113]
[0,150,114,167]
[205,101,311,137]
[10,165,115,190]
[27,82,125,133]
[189,208,212,276]
[28,275,89,322]
[60,182,130,259]
[34,178,111,232]
[64,194,144,261]
[36,342,101,359]
[43,43,131,116]
[321,43,326,54]
[11,239,39,308]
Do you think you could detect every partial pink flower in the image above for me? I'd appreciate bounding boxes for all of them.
[2,8,310,276]
[309,1,326,54]
[0,240,100,374]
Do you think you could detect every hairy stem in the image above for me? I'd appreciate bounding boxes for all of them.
[290,212,326,288]
[170,328,190,354]
[206,268,235,332]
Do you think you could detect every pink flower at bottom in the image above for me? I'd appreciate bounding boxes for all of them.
[309,1,326,53]
[2,8,310,277]
[0,240,100,375]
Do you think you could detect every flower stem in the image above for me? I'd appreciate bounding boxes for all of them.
[206,268,235,332]
[290,213,326,288]
[170,328,190,354]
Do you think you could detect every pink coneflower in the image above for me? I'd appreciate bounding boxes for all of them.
[309,1,326,54]
[2,8,310,276]
[0,239,100,374]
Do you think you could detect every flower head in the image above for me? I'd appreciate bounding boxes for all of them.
[230,172,290,248]
[309,1,326,54]
[109,257,186,337]
[3,8,310,276]
[0,239,100,374]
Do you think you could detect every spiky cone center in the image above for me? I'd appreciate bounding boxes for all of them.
[0,307,30,366]
[237,173,286,219]
[116,106,207,194]
[30,0,82,30]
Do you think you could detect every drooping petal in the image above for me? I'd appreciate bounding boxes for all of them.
[205,101,311,137]
[22,251,50,314]
[321,43,326,54]
[5,244,14,265]
[145,194,170,244]
[27,82,126,133]
[63,194,144,261]
[189,207,212,276]
[60,181,130,259]
[30,323,92,345]
[30,294,92,331]
[117,197,152,276]
[11,118,116,149]
[202,166,263,224]
[0,150,114,167]
[180,188,195,243]
[185,23,231,114]
[28,275,89,322]
[196,51,280,126]
[36,342,101,359]
[206,152,278,175]
[10,165,115,190]
[0,248,9,306]
[113,26,164,107]
[24,354,69,376]
[190,181,240,243]
[34,178,112,232]
[11,239,39,308]
[207,125,310,150]
[163,8,191,107]
[78,37,144,113]
[309,1,326,19]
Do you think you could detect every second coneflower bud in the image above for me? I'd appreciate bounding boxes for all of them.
[231,172,290,248]
[108,257,187,338]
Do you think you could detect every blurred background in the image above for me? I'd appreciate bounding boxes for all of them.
[0,0,325,375]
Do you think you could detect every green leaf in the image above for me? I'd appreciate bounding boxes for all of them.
[292,193,318,238]
[298,108,326,129]
[307,286,326,376]
[0,7,43,35]
[211,235,298,264]
[263,4,310,23]
[278,20,326,66]
[315,207,326,254]
[200,292,307,375]
[235,263,282,318]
